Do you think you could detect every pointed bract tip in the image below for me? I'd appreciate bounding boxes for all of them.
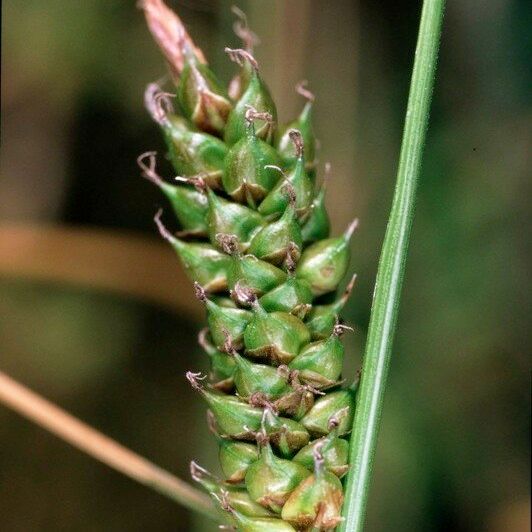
[295,79,315,102]
[288,129,304,158]
[186,370,206,391]
[153,208,176,243]
[193,282,207,302]
[225,47,259,71]
[344,218,360,240]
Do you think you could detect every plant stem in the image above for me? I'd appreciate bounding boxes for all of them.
[339,1,445,530]
[0,370,220,522]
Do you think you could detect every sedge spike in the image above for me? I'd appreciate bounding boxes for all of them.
[143,2,361,529]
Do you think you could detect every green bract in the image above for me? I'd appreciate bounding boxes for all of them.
[144,6,361,529]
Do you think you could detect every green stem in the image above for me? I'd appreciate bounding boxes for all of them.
[340,1,445,530]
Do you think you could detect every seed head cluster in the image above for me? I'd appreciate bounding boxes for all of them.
[140,2,359,529]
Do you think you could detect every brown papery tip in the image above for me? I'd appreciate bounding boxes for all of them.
[249,392,277,413]
[296,79,315,102]
[224,47,259,71]
[186,371,206,391]
[244,104,273,125]
[288,129,304,158]
[221,329,238,356]
[140,0,206,77]
[285,241,300,273]
[281,182,297,206]
[153,208,177,244]
[215,233,240,256]
[197,327,211,351]
[233,281,257,307]
[193,282,207,302]
[232,5,260,52]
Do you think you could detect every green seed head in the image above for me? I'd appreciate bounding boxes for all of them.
[289,322,352,388]
[222,107,282,206]
[187,372,263,438]
[218,438,260,484]
[258,132,314,220]
[194,283,252,349]
[224,48,277,145]
[301,163,332,243]
[292,409,350,477]
[139,151,209,237]
[177,52,232,135]
[248,183,303,266]
[243,295,310,365]
[281,443,344,529]
[206,188,264,250]
[306,273,357,339]
[144,84,227,188]
[259,276,313,317]
[260,406,310,457]
[245,434,311,512]
[190,462,273,518]
[198,328,236,389]
[276,81,316,170]
[296,219,358,296]
[154,211,231,292]
[300,388,356,437]
[227,255,287,298]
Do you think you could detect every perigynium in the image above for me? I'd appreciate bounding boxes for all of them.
[139,1,359,529]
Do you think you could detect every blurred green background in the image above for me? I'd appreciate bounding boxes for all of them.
[1,1,530,531]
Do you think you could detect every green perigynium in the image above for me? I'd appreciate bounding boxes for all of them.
[141,2,360,529]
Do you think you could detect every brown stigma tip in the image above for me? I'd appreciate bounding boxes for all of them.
[175,174,207,193]
[224,47,259,71]
[231,6,260,52]
[186,371,206,391]
[153,208,176,243]
[193,282,207,302]
[244,104,273,125]
[215,233,240,256]
[233,281,257,307]
[285,241,300,273]
[190,460,210,482]
[332,320,354,337]
[137,151,163,186]
[295,79,315,102]
[281,181,297,206]
[288,129,304,158]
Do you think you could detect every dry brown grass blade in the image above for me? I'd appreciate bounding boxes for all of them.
[0,369,219,521]
[0,223,202,318]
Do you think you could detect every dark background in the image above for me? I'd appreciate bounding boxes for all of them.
[1,1,530,530]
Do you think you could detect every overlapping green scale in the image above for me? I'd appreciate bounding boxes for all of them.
[141,5,359,529]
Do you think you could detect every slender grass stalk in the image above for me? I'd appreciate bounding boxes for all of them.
[0,370,219,522]
[339,1,445,530]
